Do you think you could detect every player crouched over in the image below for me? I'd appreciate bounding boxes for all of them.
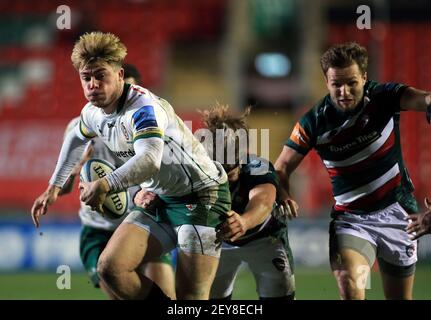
[202,105,295,300]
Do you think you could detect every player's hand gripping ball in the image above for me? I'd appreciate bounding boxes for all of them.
[80,159,129,219]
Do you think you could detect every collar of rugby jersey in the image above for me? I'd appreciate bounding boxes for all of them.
[116,82,131,113]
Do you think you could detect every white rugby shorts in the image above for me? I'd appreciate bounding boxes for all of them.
[332,202,417,267]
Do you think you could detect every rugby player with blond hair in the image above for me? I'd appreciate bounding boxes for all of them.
[31,32,230,300]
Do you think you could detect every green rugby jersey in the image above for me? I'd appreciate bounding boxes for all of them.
[286,80,418,214]
[225,156,289,246]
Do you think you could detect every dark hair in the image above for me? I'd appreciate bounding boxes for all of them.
[320,42,368,75]
[123,63,142,85]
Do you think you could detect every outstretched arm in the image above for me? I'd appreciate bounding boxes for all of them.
[31,127,89,227]
[58,142,94,196]
[400,87,431,238]
[400,87,431,112]
[274,146,305,219]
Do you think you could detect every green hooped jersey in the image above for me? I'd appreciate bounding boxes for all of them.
[226,156,289,246]
[286,80,418,215]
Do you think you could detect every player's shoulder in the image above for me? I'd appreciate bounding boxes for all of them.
[241,155,275,175]
[293,97,325,135]
[127,85,160,104]
[80,102,101,128]
[367,80,406,97]
[125,86,165,114]
[81,101,99,117]
[297,97,326,125]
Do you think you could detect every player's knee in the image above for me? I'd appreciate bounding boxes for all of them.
[177,282,210,300]
[335,270,365,300]
[97,257,120,284]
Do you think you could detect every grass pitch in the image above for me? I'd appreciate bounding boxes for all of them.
[1,263,430,300]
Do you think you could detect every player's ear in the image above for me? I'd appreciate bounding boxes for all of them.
[118,67,124,80]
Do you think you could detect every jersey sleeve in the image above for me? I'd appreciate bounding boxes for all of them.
[371,81,408,113]
[244,159,279,190]
[385,82,408,112]
[285,109,316,155]
[131,104,167,142]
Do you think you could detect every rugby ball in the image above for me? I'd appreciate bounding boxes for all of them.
[80,159,129,219]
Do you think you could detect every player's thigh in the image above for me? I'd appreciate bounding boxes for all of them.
[210,245,242,299]
[176,250,220,299]
[379,258,415,300]
[329,219,376,272]
[80,226,112,287]
[245,237,295,299]
[175,224,221,299]
[330,233,375,298]
[100,210,175,270]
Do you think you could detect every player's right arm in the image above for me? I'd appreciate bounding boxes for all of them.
[31,185,62,228]
[31,117,92,227]
[274,111,316,219]
[274,146,304,219]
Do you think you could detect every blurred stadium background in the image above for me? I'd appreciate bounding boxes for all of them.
[1,0,431,299]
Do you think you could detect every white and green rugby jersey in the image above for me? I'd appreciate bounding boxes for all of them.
[78,83,227,197]
[64,118,127,230]
[287,80,418,215]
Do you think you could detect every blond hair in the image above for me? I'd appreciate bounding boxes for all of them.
[200,104,251,133]
[200,104,251,170]
[71,31,127,70]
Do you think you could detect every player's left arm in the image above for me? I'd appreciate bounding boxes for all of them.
[400,87,431,221]
[407,198,431,240]
[221,183,276,242]
[400,87,431,112]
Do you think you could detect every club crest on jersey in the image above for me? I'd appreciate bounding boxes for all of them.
[406,244,416,258]
[186,204,197,211]
[121,122,130,140]
[272,257,287,272]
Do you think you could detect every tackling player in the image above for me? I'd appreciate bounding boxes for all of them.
[203,105,296,300]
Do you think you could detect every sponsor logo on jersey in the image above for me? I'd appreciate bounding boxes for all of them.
[329,131,379,153]
[114,149,136,158]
